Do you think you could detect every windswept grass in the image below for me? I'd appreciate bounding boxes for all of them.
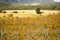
[0,11,60,40]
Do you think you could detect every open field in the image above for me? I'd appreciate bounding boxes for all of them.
[0,10,60,17]
[0,10,60,40]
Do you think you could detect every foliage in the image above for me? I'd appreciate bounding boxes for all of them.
[2,11,6,13]
[13,11,18,13]
[35,8,40,13]
[0,3,60,13]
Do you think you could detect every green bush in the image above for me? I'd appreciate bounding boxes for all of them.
[13,11,18,13]
[3,11,6,13]
[36,8,40,13]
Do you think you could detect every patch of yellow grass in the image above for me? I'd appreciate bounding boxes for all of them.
[0,10,60,18]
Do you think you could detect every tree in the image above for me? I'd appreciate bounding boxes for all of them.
[36,8,40,13]
[35,7,43,14]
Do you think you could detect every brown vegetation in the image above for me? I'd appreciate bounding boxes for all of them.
[0,12,60,40]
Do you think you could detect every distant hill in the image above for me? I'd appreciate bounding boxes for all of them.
[0,1,11,12]
[0,0,60,12]
[0,0,55,4]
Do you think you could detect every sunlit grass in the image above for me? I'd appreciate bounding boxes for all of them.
[0,10,60,40]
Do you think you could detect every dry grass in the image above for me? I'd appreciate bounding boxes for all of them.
[0,10,60,40]
[0,10,60,17]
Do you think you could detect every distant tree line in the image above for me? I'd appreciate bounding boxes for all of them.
[0,3,60,12]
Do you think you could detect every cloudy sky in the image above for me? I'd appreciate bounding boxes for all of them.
[54,0,60,2]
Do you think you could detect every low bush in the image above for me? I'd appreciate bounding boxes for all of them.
[13,11,18,13]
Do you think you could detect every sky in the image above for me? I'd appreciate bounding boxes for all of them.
[54,0,60,2]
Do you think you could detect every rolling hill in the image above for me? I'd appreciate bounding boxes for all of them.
[0,0,54,4]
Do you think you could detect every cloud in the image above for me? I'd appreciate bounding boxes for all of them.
[54,0,60,2]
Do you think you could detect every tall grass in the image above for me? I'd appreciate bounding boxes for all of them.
[0,13,60,40]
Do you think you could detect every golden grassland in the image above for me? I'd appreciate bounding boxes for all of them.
[0,10,60,40]
[0,10,60,17]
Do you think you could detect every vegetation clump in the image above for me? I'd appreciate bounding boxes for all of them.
[36,8,43,14]
[2,11,6,13]
[13,11,18,13]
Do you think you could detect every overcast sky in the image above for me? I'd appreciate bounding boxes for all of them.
[54,0,60,2]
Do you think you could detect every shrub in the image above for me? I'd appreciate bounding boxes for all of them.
[36,8,40,13]
[2,11,6,13]
[13,11,18,13]
[8,14,13,17]
[35,8,43,14]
